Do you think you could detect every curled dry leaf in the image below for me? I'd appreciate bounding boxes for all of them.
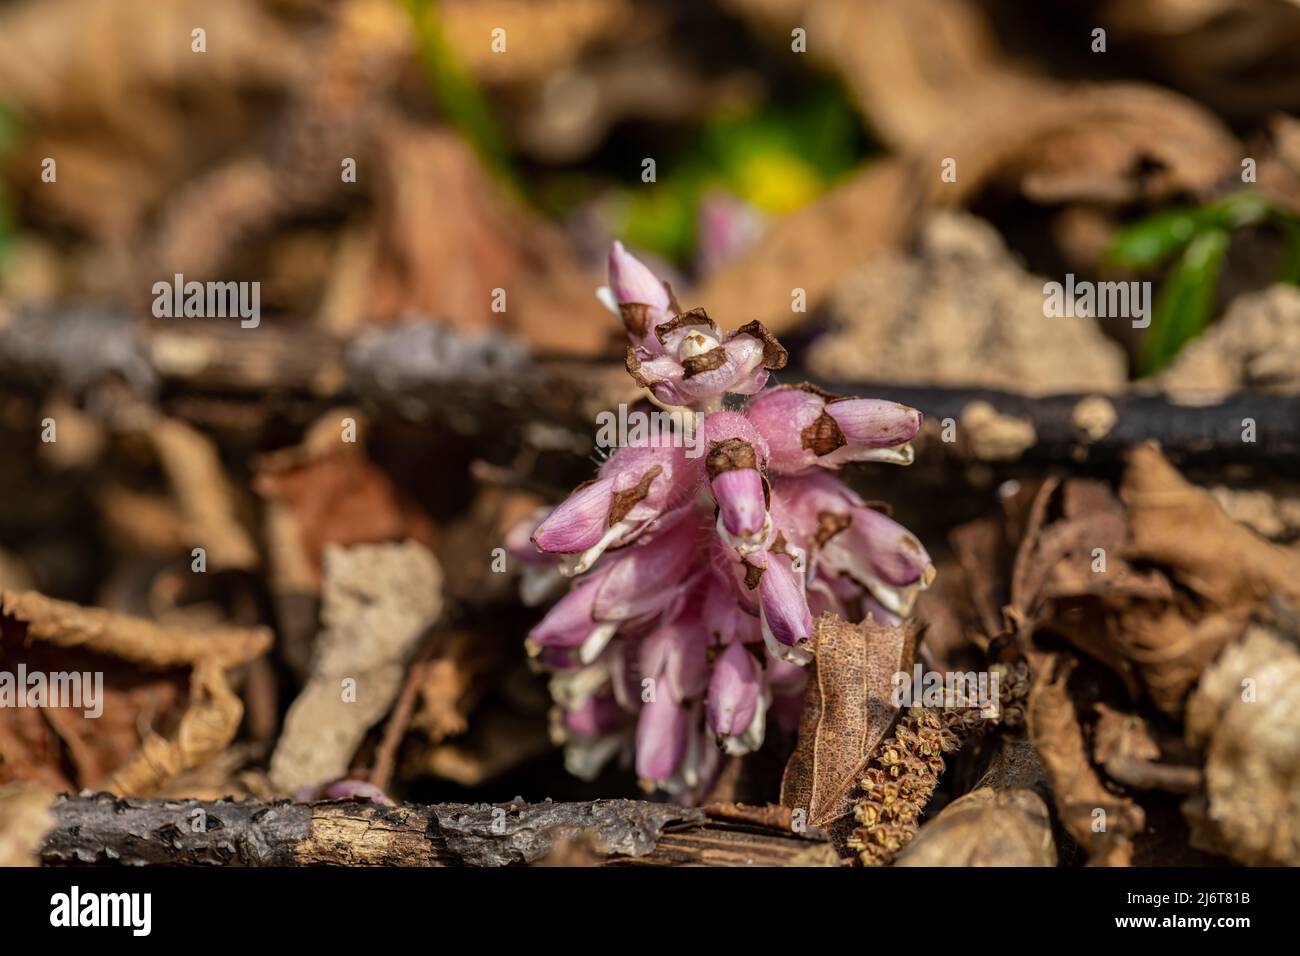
[779,613,918,832]
[1093,703,1201,794]
[366,123,611,355]
[725,0,1043,151]
[1183,625,1300,865]
[1026,653,1144,866]
[269,541,443,795]
[1122,443,1300,609]
[1,590,270,794]
[1006,464,1258,717]
[1111,603,1251,718]
[0,0,314,247]
[147,416,260,572]
[107,660,245,796]
[253,410,439,589]
[441,0,632,87]
[0,783,54,866]
[1,589,270,670]
[893,787,1055,867]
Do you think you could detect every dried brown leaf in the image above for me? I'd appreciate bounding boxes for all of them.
[780,612,917,829]
[367,123,611,355]
[254,415,439,589]
[1183,625,1300,865]
[269,541,443,794]
[0,783,54,867]
[1,590,270,670]
[894,787,1056,867]
[148,416,260,572]
[106,661,244,797]
[1026,653,1144,866]
[695,160,912,336]
[1093,703,1201,794]
[1122,443,1300,607]
[1112,603,1250,717]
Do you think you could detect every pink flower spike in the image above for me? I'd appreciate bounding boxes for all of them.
[518,237,937,793]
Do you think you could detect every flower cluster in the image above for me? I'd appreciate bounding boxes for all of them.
[510,242,933,796]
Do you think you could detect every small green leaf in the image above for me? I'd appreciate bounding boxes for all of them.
[1105,193,1270,271]
[402,0,513,186]
[1139,227,1230,375]
[1106,208,1202,269]
[1278,218,1300,287]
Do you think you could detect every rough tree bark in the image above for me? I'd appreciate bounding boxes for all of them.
[39,794,841,867]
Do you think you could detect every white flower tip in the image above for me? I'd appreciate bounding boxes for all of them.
[595,285,619,317]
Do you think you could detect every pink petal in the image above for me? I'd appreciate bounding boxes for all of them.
[825,399,922,447]
[526,574,605,650]
[609,241,672,313]
[758,553,812,650]
[744,386,827,473]
[706,640,760,737]
[711,468,767,538]
[635,694,689,781]
[532,478,615,554]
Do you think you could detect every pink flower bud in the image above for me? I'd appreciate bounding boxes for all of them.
[608,241,673,349]
[563,693,625,737]
[823,506,936,617]
[706,640,765,754]
[756,552,813,665]
[321,780,395,806]
[641,612,710,705]
[700,569,762,644]
[532,438,696,574]
[588,507,703,624]
[746,385,921,473]
[635,692,689,782]
[825,399,923,450]
[711,468,767,540]
[703,412,772,554]
[525,570,618,663]
[624,304,787,408]
[532,477,617,555]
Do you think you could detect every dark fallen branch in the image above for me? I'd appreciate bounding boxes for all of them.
[3,309,1296,468]
[812,380,1300,469]
[39,793,840,867]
